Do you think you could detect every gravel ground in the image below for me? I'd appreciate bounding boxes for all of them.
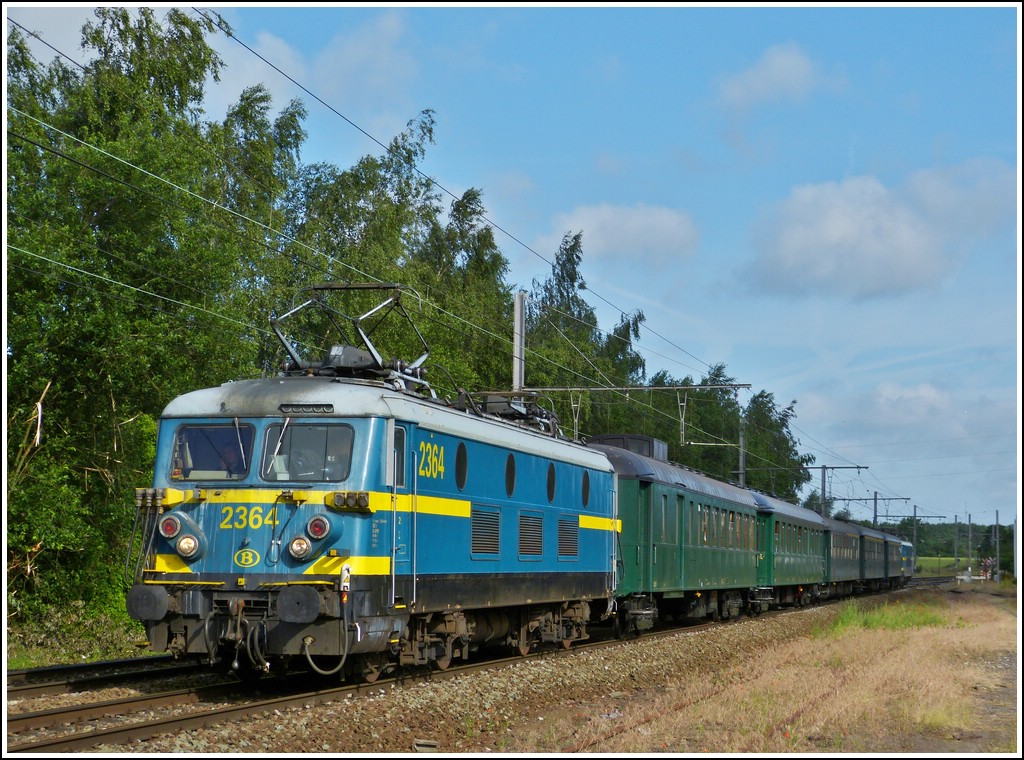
[83,586,1017,755]
[88,605,837,754]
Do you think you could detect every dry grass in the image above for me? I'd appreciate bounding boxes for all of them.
[506,585,1018,754]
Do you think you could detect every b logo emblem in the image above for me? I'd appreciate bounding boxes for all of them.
[234,549,260,567]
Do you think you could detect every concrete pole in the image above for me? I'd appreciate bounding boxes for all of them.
[954,515,958,571]
[512,291,525,391]
[738,415,746,489]
[968,515,972,576]
[994,510,1000,581]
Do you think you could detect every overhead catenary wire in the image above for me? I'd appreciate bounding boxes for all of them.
[9,8,969,509]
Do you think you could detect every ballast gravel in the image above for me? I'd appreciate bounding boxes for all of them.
[84,605,835,754]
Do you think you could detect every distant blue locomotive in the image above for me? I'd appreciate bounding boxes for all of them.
[126,283,912,680]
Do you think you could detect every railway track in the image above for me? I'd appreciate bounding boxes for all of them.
[4,584,918,753]
[909,575,956,587]
[6,655,211,700]
[3,615,723,753]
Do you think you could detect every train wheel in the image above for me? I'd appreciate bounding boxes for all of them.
[516,619,533,656]
[561,637,573,650]
[614,612,629,639]
[433,652,452,671]
[352,653,388,684]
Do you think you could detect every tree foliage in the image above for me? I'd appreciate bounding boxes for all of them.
[6,9,822,623]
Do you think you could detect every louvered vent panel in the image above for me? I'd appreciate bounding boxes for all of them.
[471,508,500,554]
[558,517,578,558]
[519,513,543,556]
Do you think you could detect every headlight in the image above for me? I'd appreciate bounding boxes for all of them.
[176,534,200,558]
[289,536,312,559]
[159,515,181,539]
[307,515,331,540]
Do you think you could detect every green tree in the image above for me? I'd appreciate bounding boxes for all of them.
[802,490,837,518]
[5,9,304,618]
[741,391,813,500]
[407,187,513,396]
[523,231,645,437]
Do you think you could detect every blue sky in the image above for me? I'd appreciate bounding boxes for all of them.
[6,4,1020,535]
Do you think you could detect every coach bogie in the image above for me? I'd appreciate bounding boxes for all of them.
[747,587,773,615]
[718,590,744,619]
[614,594,657,638]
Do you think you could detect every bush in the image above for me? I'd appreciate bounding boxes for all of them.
[6,599,149,669]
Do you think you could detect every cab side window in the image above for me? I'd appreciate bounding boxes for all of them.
[393,426,406,487]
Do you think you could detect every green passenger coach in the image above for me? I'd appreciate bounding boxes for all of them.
[590,434,901,637]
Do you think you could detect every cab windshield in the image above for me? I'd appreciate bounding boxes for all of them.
[170,423,255,481]
[262,422,354,482]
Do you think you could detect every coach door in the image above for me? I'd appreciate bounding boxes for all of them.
[650,490,681,591]
[631,482,652,592]
[755,514,773,588]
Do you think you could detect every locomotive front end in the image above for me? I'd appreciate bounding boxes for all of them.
[126,379,409,681]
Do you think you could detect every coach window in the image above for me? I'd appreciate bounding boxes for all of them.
[581,470,590,508]
[505,453,516,497]
[546,462,556,503]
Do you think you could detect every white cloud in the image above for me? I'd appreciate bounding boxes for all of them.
[870,380,951,427]
[904,159,1018,240]
[743,158,1016,299]
[538,203,699,270]
[205,11,418,162]
[747,176,944,298]
[204,29,310,121]
[7,5,93,63]
[718,42,830,114]
[312,12,416,108]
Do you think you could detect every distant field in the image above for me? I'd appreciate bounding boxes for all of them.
[916,556,971,576]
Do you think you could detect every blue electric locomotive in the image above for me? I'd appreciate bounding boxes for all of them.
[126,284,618,681]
